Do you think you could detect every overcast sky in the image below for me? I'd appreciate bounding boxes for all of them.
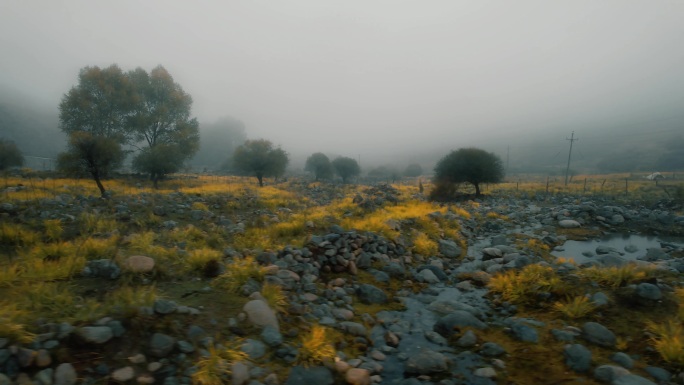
[2,1,683,164]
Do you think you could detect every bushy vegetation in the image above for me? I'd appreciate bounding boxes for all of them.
[432,147,504,198]
[332,156,361,184]
[0,139,25,171]
[232,139,289,186]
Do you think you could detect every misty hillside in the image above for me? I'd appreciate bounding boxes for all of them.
[189,116,248,172]
[0,88,63,169]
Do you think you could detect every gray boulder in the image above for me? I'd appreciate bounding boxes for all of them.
[591,292,610,307]
[635,283,662,301]
[154,299,178,314]
[639,248,669,262]
[243,300,280,331]
[417,269,440,283]
[482,247,503,260]
[434,311,487,338]
[594,365,630,383]
[148,333,175,357]
[54,363,77,385]
[563,344,592,373]
[510,323,538,343]
[261,325,283,347]
[438,239,462,258]
[480,342,506,357]
[417,265,448,281]
[81,259,120,279]
[241,339,267,359]
[610,352,633,369]
[596,246,620,255]
[456,330,478,347]
[338,322,367,337]
[644,367,670,383]
[356,284,388,304]
[582,322,616,348]
[559,220,581,228]
[596,254,628,267]
[284,366,334,385]
[76,326,113,344]
[612,374,656,385]
[404,349,449,374]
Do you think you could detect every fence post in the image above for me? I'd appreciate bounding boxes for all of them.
[545,176,550,194]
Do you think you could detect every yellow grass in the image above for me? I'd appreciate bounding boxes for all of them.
[191,202,210,211]
[66,285,158,322]
[191,342,248,385]
[412,231,438,256]
[341,200,446,239]
[646,319,684,365]
[553,295,596,319]
[186,248,223,271]
[579,264,653,288]
[77,236,119,260]
[14,282,78,321]
[297,325,336,366]
[0,302,35,343]
[43,219,63,241]
[261,282,288,314]
[213,256,265,292]
[488,264,565,304]
[0,222,40,249]
[676,288,684,320]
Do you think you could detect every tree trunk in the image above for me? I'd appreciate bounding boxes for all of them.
[257,174,263,187]
[474,183,481,196]
[92,171,106,197]
[153,175,159,189]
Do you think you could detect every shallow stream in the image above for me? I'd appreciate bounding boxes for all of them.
[551,234,684,264]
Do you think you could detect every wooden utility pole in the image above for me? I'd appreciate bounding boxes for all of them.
[506,145,510,174]
[564,131,578,186]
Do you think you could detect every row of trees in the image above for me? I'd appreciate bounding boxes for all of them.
[304,153,359,183]
[304,154,423,183]
[58,64,200,195]
[39,63,504,198]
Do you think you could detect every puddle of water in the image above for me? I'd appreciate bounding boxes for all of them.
[551,234,684,264]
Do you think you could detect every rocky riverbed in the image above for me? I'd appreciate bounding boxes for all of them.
[1,186,683,385]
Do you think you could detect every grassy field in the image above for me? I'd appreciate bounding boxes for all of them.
[0,171,683,383]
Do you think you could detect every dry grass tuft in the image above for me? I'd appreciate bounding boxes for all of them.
[213,256,265,293]
[261,282,288,314]
[191,342,248,385]
[553,295,596,319]
[646,319,684,365]
[579,264,653,288]
[488,264,565,304]
[297,324,336,366]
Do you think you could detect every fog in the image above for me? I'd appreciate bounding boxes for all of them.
[1,1,683,172]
